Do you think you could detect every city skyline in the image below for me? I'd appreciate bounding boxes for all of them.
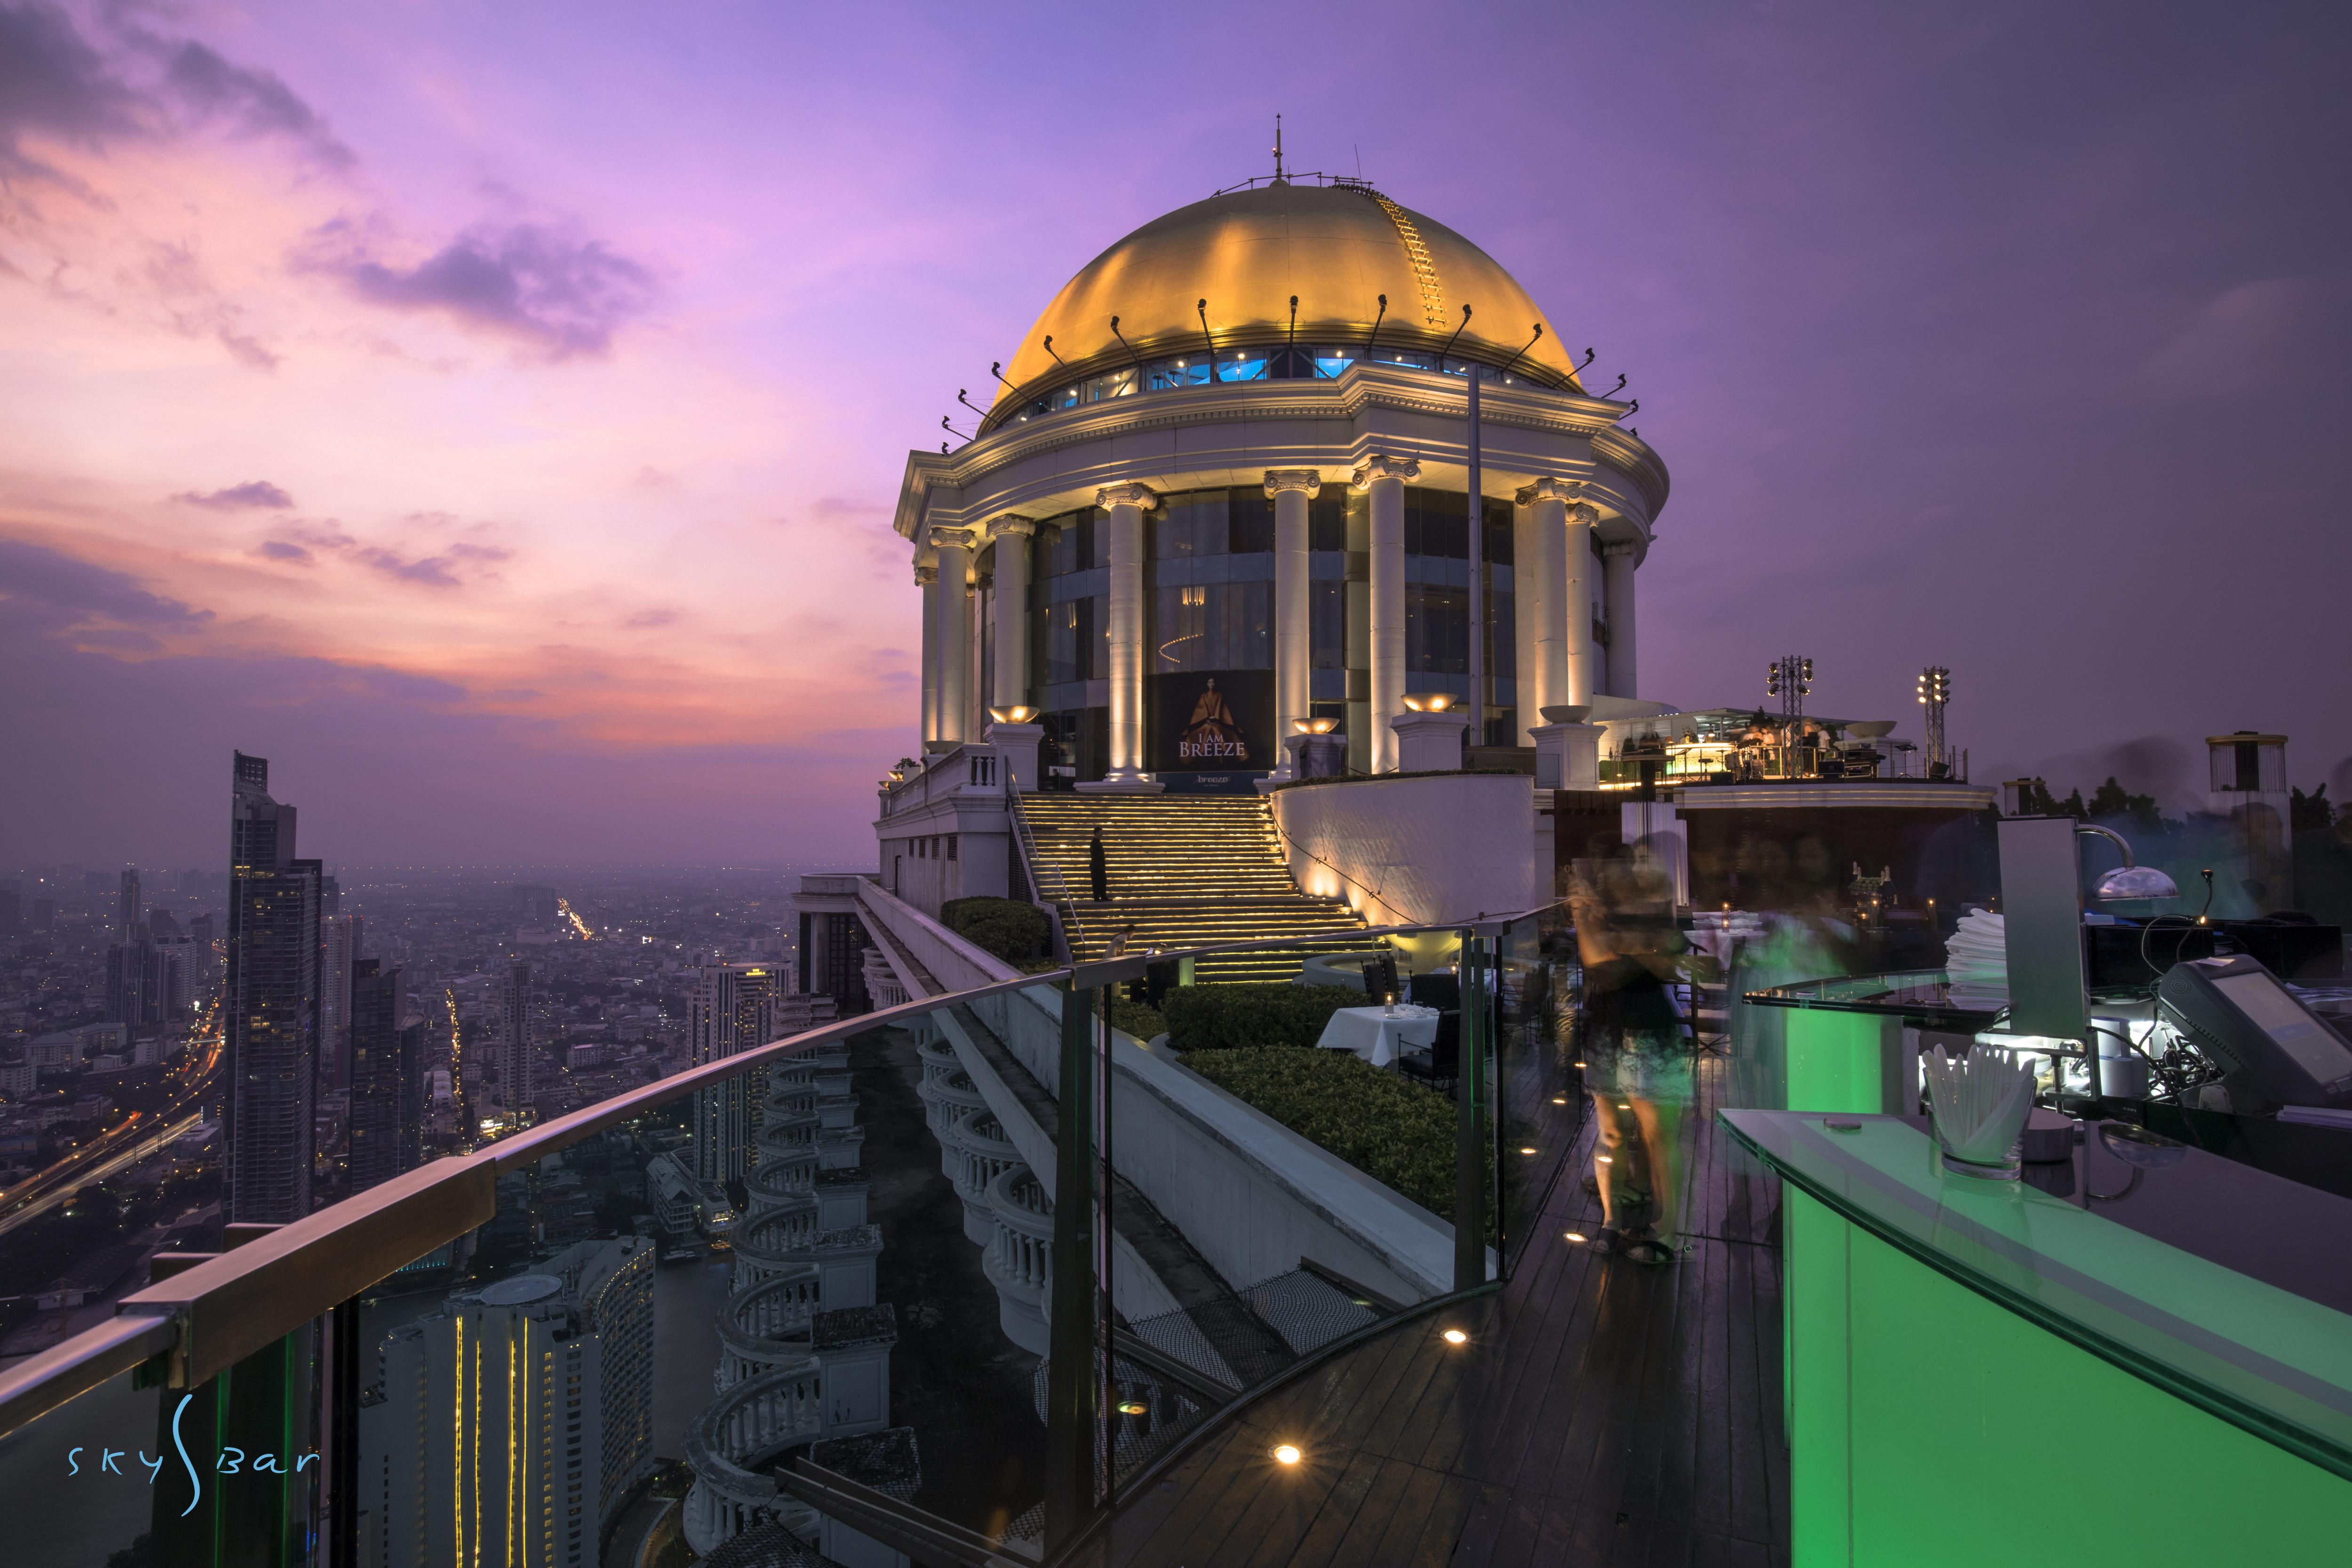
[3,1,2348,868]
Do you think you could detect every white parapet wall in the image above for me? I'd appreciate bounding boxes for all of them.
[1270,772,1540,925]
[855,881,1455,1306]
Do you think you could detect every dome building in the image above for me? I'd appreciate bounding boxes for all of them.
[893,175,1668,790]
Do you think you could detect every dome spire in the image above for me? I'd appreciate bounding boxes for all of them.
[1272,114,1286,184]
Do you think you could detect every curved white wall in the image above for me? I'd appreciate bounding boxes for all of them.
[1272,773,1538,925]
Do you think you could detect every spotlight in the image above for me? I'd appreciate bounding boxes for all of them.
[1442,1328,1468,1345]
[1564,1231,1588,1243]
[1274,1445,1302,1465]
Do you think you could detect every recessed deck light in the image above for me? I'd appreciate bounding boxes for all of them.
[1441,1329,1468,1345]
[1273,1444,1302,1465]
[1564,1231,1588,1243]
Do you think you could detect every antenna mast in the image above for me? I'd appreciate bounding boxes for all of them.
[1273,114,1284,181]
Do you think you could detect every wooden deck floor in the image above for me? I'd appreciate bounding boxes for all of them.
[1084,1064,1788,1567]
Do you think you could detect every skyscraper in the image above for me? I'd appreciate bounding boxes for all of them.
[358,1238,656,1568]
[117,866,142,940]
[225,751,322,1224]
[349,958,421,1194]
[322,914,363,1090]
[500,962,535,1124]
[689,963,780,1185]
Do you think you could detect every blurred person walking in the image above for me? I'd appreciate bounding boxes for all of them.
[1570,843,1696,1266]
[1089,826,1109,903]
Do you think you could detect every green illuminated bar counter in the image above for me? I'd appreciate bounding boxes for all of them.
[1737,970,2000,1115]
[1724,1107,2352,1566]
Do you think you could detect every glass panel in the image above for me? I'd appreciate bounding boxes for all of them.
[0,1365,170,1565]
[1143,357,1212,392]
[1217,348,1267,381]
[1493,908,1581,1274]
[1312,345,1360,378]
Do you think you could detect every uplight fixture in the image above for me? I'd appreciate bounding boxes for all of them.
[988,705,1041,724]
[1519,1146,1538,1155]
[1441,1329,1469,1345]
[1117,1401,1148,1417]
[1564,1231,1588,1243]
[1273,1445,1303,1466]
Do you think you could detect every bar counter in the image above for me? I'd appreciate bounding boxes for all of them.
[1724,1108,2352,1567]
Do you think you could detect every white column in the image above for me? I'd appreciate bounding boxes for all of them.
[1352,455,1418,772]
[916,563,939,745]
[1602,540,1639,699]
[1511,499,1541,746]
[1563,500,1600,706]
[1513,477,1581,741]
[1096,482,1158,784]
[990,515,1036,714]
[929,525,977,745]
[1263,469,1320,779]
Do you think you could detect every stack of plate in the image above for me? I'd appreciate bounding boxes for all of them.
[1945,906,2009,1010]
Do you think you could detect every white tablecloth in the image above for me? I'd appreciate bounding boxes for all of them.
[1315,1004,1440,1068]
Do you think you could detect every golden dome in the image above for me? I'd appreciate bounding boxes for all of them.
[993,182,1581,412]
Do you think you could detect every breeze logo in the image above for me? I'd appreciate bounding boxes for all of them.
[64,1393,318,1517]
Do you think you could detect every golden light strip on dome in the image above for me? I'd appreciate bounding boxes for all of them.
[1351,186,1447,327]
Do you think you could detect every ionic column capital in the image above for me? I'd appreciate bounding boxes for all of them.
[1514,476,1586,508]
[1350,454,1421,489]
[914,564,938,587]
[1565,501,1602,529]
[1094,483,1160,512]
[988,513,1038,540]
[927,524,980,552]
[1262,468,1325,498]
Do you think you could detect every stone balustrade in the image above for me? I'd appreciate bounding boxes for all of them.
[682,1359,826,1556]
[941,1110,1020,1247]
[983,1162,1053,1355]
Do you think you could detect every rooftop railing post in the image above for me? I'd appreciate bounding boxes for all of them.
[1455,931,1492,1289]
[1045,976,1101,1548]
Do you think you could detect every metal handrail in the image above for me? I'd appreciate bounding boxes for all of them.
[1004,771,1087,956]
[0,902,1565,1443]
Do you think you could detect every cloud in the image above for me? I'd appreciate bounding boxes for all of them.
[623,608,678,629]
[305,221,658,358]
[353,540,509,589]
[2143,276,2352,399]
[263,520,511,589]
[174,479,294,509]
[159,39,353,170]
[0,533,214,652]
[810,495,887,521]
[0,0,147,181]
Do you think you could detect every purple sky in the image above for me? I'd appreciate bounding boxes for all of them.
[3,0,2347,871]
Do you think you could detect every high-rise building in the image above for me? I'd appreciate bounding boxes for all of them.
[225,751,322,1224]
[0,886,19,936]
[322,914,362,1090]
[117,866,142,940]
[500,962,535,1123]
[349,959,421,1194]
[689,963,781,1185]
[190,910,215,951]
[358,1238,656,1568]
[31,896,55,932]
[180,868,207,895]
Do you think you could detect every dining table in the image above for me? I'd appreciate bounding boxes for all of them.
[1314,1003,1441,1068]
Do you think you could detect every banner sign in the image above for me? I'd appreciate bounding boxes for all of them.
[1150,670,1273,777]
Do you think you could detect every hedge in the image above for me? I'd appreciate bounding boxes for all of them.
[1180,1046,1480,1222]
[1160,982,1359,1052]
[939,896,1052,964]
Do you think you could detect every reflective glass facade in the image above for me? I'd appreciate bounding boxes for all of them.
[1018,486,1520,781]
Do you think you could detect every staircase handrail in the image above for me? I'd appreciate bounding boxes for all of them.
[1003,770,1087,958]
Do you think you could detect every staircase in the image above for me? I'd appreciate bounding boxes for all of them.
[1014,793,1369,982]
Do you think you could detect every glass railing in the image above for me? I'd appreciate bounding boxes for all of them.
[0,908,1576,1567]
